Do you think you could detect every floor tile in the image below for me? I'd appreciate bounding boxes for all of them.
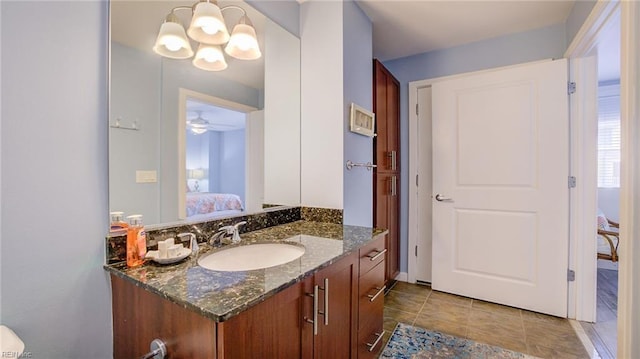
[383,282,592,358]
[471,299,522,318]
[526,343,588,359]
[388,281,431,298]
[468,309,525,336]
[384,290,427,314]
[466,327,528,354]
[383,307,416,332]
[427,290,472,307]
[419,300,471,322]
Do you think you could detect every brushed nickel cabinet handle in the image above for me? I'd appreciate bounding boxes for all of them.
[391,175,397,196]
[367,248,387,261]
[388,151,397,170]
[366,331,385,352]
[305,285,319,335]
[367,285,386,302]
[318,278,329,326]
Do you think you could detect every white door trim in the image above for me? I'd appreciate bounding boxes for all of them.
[563,0,619,322]
[618,1,640,357]
[407,60,551,284]
[565,0,640,356]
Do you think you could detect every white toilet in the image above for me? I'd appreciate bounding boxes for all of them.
[0,325,25,357]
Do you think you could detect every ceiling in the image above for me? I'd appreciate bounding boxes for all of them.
[356,0,576,61]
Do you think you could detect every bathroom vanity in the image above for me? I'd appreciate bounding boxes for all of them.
[106,221,387,359]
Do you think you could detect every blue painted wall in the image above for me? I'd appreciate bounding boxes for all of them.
[383,24,567,272]
[0,1,296,357]
[343,0,373,227]
[1,1,112,357]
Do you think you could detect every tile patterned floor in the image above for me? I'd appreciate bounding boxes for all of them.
[383,282,590,359]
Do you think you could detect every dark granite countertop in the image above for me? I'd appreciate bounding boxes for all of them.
[104,220,388,322]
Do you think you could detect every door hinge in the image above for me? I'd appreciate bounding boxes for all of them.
[568,176,577,188]
[415,245,418,257]
[415,103,419,115]
[567,269,576,282]
[568,82,576,95]
[416,174,419,186]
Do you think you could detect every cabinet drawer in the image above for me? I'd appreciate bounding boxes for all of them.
[357,321,385,359]
[359,235,386,275]
[358,261,385,331]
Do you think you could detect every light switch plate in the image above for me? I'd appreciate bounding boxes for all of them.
[136,170,157,183]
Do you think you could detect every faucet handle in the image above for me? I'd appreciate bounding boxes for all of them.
[234,221,247,230]
[177,232,198,254]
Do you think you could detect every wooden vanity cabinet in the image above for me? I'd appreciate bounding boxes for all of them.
[111,274,218,359]
[356,235,386,358]
[110,242,383,359]
[302,252,359,359]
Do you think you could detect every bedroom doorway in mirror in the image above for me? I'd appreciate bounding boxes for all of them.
[177,88,262,221]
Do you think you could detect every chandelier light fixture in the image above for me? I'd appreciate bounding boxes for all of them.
[153,0,261,72]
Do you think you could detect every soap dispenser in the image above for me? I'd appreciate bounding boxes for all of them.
[109,211,128,232]
[126,214,147,267]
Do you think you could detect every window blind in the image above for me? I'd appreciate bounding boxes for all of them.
[597,85,621,188]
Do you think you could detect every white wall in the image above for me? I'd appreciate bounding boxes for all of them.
[220,130,246,203]
[300,1,344,209]
[264,19,301,206]
[1,2,112,358]
[598,188,620,221]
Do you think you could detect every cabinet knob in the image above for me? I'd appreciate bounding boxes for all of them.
[140,339,166,359]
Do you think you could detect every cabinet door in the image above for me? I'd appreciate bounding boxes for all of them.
[306,253,358,359]
[219,281,305,359]
[374,173,400,283]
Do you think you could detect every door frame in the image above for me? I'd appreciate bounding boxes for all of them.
[566,0,640,355]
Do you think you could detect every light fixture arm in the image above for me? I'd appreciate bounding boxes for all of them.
[165,6,193,23]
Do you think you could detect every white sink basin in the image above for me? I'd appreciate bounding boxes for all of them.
[198,243,305,271]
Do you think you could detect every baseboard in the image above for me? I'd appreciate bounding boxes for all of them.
[395,272,408,282]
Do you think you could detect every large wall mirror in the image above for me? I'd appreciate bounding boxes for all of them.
[109,0,301,229]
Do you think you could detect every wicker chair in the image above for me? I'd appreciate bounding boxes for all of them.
[597,209,620,262]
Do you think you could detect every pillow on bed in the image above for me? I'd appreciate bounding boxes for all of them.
[597,208,610,231]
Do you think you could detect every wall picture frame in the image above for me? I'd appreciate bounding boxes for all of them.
[349,103,376,137]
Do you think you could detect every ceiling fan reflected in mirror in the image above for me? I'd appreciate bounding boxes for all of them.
[187,111,210,134]
[186,110,243,135]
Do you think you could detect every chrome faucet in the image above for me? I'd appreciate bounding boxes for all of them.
[177,232,199,255]
[209,221,247,246]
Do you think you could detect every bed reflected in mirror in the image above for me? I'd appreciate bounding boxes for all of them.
[181,97,248,221]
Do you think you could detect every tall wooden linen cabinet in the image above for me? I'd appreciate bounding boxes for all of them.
[373,59,400,285]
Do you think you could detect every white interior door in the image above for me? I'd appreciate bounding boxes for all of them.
[416,86,433,283]
[432,59,569,317]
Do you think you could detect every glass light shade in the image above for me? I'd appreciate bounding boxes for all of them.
[187,2,230,45]
[190,127,208,135]
[192,44,228,71]
[225,22,261,60]
[153,21,194,59]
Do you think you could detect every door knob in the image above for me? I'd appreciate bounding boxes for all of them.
[435,194,453,202]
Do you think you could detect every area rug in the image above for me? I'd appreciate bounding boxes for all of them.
[380,323,537,359]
